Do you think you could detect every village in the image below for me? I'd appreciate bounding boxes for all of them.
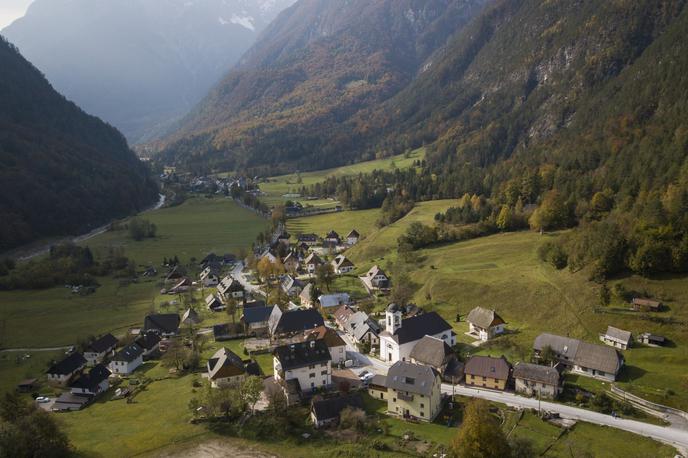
[17,223,688,456]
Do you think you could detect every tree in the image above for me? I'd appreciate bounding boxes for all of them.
[509,437,535,458]
[241,376,263,414]
[390,273,415,307]
[496,205,513,231]
[162,339,190,372]
[599,282,611,307]
[538,345,557,366]
[128,218,157,241]
[451,399,510,458]
[226,296,238,325]
[529,191,572,231]
[315,263,335,292]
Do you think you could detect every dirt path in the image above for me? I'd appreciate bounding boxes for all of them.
[155,439,278,458]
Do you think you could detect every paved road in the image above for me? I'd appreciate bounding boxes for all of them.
[0,346,71,353]
[346,346,688,451]
[230,262,265,297]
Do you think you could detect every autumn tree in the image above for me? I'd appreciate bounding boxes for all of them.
[241,376,264,414]
[451,399,510,458]
[316,263,335,292]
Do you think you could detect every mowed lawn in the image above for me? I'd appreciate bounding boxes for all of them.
[287,207,381,240]
[260,148,425,208]
[0,197,267,348]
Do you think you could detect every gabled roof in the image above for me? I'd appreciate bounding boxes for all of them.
[182,308,202,325]
[533,333,622,375]
[70,364,111,391]
[305,253,323,265]
[409,336,453,368]
[207,348,247,380]
[144,314,180,334]
[389,312,453,345]
[135,331,161,351]
[283,252,298,264]
[513,362,560,386]
[311,394,363,421]
[297,233,318,242]
[332,255,354,269]
[282,275,305,291]
[346,230,359,238]
[386,361,438,396]
[274,339,331,371]
[47,352,86,375]
[464,355,511,381]
[217,276,243,294]
[242,305,275,324]
[270,309,325,335]
[466,307,505,329]
[334,305,355,323]
[86,334,118,354]
[604,326,632,344]
[325,230,340,239]
[112,343,144,363]
[533,333,580,359]
[300,283,313,302]
[319,293,351,309]
[366,265,386,278]
[304,326,346,348]
[205,293,223,308]
[632,297,662,308]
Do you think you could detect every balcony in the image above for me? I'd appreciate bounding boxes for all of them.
[398,392,414,402]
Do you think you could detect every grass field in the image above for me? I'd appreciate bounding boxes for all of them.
[286,207,381,239]
[260,148,425,208]
[0,197,267,349]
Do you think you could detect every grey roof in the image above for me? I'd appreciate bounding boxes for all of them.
[300,283,313,301]
[182,308,202,325]
[466,307,505,329]
[319,293,351,309]
[409,335,453,368]
[366,265,386,279]
[282,275,305,292]
[370,374,387,388]
[332,255,354,269]
[534,333,622,375]
[144,314,180,334]
[604,326,632,344]
[513,363,560,386]
[207,348,246,380]
[270,308,324,335]
[305,253,323,265]
[464,356,511,381]
[386,361,438,397]
[274,340,331,371]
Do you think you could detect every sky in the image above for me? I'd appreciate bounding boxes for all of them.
[0,0,33,30]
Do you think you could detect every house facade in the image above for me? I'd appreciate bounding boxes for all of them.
[69,364,111,396]
[303,326,347,365]
[304,253,324,274]
[360,265,389,292]
[207,347,260,388]
[332,255,355,274]
[384,361,442,422]
[47,352,87,385]
[273,340,332,393]
[83,334,118,366]
[513,363,561,399]
[109,343,144,375]
[534,333,623,382]
[466,307,506,341]
[464,356,511,391]
[600,326,632,350]
[346,230,360,245]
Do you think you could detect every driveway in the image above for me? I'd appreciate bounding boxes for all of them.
[231,262,265,297]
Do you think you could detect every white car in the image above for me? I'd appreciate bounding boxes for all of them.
[359,371,375,383]
[35,397,50,403]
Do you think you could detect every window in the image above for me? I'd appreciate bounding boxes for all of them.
[392,398,396,402]
[405,377,415,385]
[420,412,424,417]
[322,380,326,385]
[311,382,315,388]
[420,403,424,409]
[321,370,328,376]
[309,373,315,378]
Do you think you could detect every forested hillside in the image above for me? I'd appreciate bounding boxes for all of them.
[156,0,489,174]
[0,36,158,252]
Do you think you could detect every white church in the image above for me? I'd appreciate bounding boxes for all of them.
[378,304,456,363]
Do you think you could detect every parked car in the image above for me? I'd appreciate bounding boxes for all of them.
[35,396,50,403]
[359,371,374,383]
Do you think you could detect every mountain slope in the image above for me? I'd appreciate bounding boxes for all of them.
[2,0,296,143]
[0,36,158,252]
[157,0,490,174]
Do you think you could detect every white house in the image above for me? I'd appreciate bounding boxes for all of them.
[69,364,111,396]
[331,255,355,274]
[466,307,506,341]
[83,334,118,366]
[360,265,389,292]
[379,305,456,364]
[346,230,360,245]
[217,276,244,301]
[109,343,144,375]
[207,347,260,388]
[600,326,632,350]
[534,333,623,382]
[304,253,324,274]
[46,352,87,385]
[273,340,332,393]
[304,326,347,366]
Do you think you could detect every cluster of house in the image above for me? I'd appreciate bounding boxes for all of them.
[296,230,360,250]
[43,312,184,411]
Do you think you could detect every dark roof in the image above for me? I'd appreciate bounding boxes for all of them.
[87,334,118,354]
[392,312,453,345]
[70,364,111,391]
[53,392,92,408]
[311,394,363,421]
[242,305,274,324]
[112,343,144,363]
[135,331,161,350]
[325,230,340,239]
[386,361,438,396]
[144,314,180,334]
[464,356,511,381]
[245,300,267,308]
[274,340,331,371]
[213,324,232,340]
[346,230,359,238]
[298,233,318,242]
[47,352,86,376]
[274,309,324,334]
[208,348,246,380]
[409,336,454,368]
[513,363,560,386]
